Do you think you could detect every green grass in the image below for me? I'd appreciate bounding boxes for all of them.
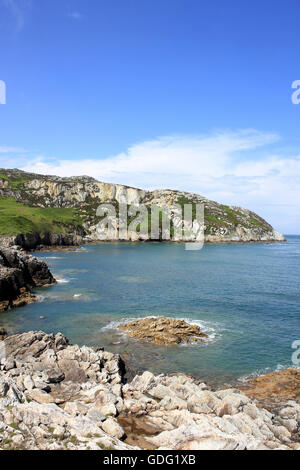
[220,205,244,227]
[0,196,83,236]
[249,217,266,229]
[0,172,30,190]
[205,213,224,226]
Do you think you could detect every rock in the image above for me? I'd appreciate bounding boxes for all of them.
[0,328,7,341]
[3,359,16,371]
[187,391,221,414]
[279,406,298,420]
[238,369,300,402]
[0,247,56,312]
[101,418,125,440]
[146,422,266,450]
[13,232,83,251]
[127,371,155,393]
[43,368,65,384]
[27,389,55,404]
[32,377,51,392]
[118,317,208,346]
[86,408,106,423]
[63,367,87,384]
[97,403,117,417]
[23,376,35,391]
[276,417,298,433]
[0,330,298,450]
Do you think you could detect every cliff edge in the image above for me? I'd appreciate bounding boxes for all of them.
[0,168,285,247]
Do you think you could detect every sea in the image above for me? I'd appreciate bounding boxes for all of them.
[1,236,299,387]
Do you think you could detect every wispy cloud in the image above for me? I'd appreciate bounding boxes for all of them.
[1,129,300,232]
[1,0,28,32]
[68,11,83,21]
[0,146,26,153]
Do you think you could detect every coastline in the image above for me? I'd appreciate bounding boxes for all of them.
[17,237,288,253]
[0,330,299,450]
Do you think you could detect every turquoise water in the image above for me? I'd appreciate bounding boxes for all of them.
[0,237,299,386]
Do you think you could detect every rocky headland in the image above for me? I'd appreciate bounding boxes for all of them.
[118,317,208,346]
[0,246,55,312]
[0,168,286,246]
[0,331,299,451]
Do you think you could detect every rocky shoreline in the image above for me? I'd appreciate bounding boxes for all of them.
[0,331,299,450]
[0,234,287,254]
[0,246,55,312]
[0,233,82,252]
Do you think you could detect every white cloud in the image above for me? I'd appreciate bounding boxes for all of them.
[20,130,279,186]
[1,129,300,233]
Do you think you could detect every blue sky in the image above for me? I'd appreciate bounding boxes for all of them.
[0,0,300,233]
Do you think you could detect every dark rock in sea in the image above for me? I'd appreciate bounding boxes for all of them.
[0,327,7,340]
[0,246,56,312]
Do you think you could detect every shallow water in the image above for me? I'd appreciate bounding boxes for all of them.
[1,237,299,387]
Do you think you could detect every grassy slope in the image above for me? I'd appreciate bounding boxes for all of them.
[0,169,271,237]
[0,196,82,236]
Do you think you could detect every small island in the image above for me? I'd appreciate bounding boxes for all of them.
[118,317,208,346]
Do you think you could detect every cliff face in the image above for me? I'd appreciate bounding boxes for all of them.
[0,246,55,311]
[0,168,285,244]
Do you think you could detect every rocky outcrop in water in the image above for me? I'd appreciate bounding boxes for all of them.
[0,169,286,244]
[0,331,299,450]
[118,317,208,346]
[0,247,55,312]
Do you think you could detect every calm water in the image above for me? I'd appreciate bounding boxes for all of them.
[1,237,299,386]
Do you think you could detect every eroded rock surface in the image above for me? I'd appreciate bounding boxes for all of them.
[0,246,56,312]
[238,369,300,413]
[118,317,208,346]
[0,331,299,450]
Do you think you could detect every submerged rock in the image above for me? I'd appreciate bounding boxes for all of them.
[118,317,208,346]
